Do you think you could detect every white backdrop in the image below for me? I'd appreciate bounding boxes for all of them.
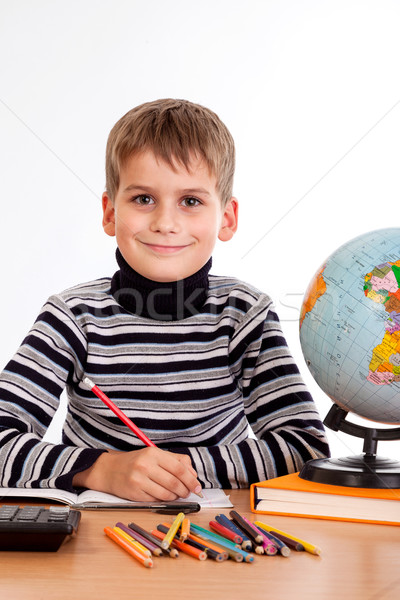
[1,0,400,460]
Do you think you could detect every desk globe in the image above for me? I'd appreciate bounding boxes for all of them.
[299,228,400,488]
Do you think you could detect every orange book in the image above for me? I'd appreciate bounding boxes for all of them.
[250,472,400,526]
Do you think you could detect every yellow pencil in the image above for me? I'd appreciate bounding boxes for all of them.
[180,517,191,541]
[161,512,186,549]
[113,526,152,557]
[254,521,321,556]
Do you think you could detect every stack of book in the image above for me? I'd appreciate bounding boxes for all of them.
[250,472,400,526]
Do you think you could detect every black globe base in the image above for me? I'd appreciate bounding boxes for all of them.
[299,455,400,488]
[300,403,400,488]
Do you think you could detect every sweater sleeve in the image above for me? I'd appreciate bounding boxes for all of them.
[169,300,330,489]
[0,295,105,491]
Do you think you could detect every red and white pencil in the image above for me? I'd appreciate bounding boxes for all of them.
[83,376,204,499]
[83,376,156,447]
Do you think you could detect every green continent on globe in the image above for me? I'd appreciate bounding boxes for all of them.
[364,259,400,385]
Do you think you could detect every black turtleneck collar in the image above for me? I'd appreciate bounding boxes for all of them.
[110,248,212,321]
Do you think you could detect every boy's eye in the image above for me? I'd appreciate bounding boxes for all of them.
[133,194,154,206]
[181,197,201,208]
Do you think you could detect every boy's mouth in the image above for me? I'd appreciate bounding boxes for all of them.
[141,242,191,254]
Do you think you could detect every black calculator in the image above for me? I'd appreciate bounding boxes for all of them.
[0,505,81,551]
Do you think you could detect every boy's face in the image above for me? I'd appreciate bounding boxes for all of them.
[102,150,238,282]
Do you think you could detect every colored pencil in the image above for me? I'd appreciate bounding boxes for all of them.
[268,531,304,552]
[160,521,225,554]
[187,532,229,560]
[182,538,226,562]
[229,510,264,544]
[189,524,254,563]
[157,524,226,562]
[113,526,152,557]
[128,520,179,557]
[214,514,253,551]
[151,529,207,561]
[84,377,156,446]
[214,544,244,562]
[84,377,204,499]
[161,512,185,549]
[180,517,190,541]
[254,526,291,557]
[254,521,321,556]
[115,522,162,556]
[209,520,242,544]
[104,527,153,568]
[249,526,277,556]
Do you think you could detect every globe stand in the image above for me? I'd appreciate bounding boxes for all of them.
[299,404,400,488]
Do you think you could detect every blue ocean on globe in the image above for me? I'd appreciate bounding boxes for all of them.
[300,228,400,424]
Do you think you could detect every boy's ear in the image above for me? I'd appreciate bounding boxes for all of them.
[102,192,116,237]
[218,197,238,242]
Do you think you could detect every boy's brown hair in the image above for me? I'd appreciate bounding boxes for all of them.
[105,98,235,205]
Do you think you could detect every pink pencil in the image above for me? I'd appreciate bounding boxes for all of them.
[83,377,156,447]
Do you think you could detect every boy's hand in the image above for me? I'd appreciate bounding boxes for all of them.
[72,447,202,501]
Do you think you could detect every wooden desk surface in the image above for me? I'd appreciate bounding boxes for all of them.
[1,490,399,600]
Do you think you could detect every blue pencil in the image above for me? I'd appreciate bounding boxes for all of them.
[214,514,253,551]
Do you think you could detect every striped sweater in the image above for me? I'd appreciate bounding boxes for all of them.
[0,272,329,491]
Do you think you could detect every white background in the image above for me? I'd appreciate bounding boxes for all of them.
[1,0,400,460]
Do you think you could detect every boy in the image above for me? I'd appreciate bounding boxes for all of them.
[0,99,329,501]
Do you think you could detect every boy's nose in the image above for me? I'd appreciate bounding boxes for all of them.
[150,205,181,234]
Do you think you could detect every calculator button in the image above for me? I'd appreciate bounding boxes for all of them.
[48,507,70,521]
[0,506,19,520]
[16,507,43,521]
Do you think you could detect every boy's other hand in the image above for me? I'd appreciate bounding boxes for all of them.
[72,447,202,501]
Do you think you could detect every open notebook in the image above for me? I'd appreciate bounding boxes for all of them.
[0,486,232,510]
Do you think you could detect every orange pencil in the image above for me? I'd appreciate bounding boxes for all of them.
[157,524,226,562]
[113,526,151,557]
[146,526,179,558]
[161,521,229,559]
[180,517,191,541]
[104,527,153,568]
[187,533,229,559]
[187,531,244,563]
[151,529,207,561]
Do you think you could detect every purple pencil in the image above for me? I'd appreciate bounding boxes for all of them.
[115,522,162,556]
